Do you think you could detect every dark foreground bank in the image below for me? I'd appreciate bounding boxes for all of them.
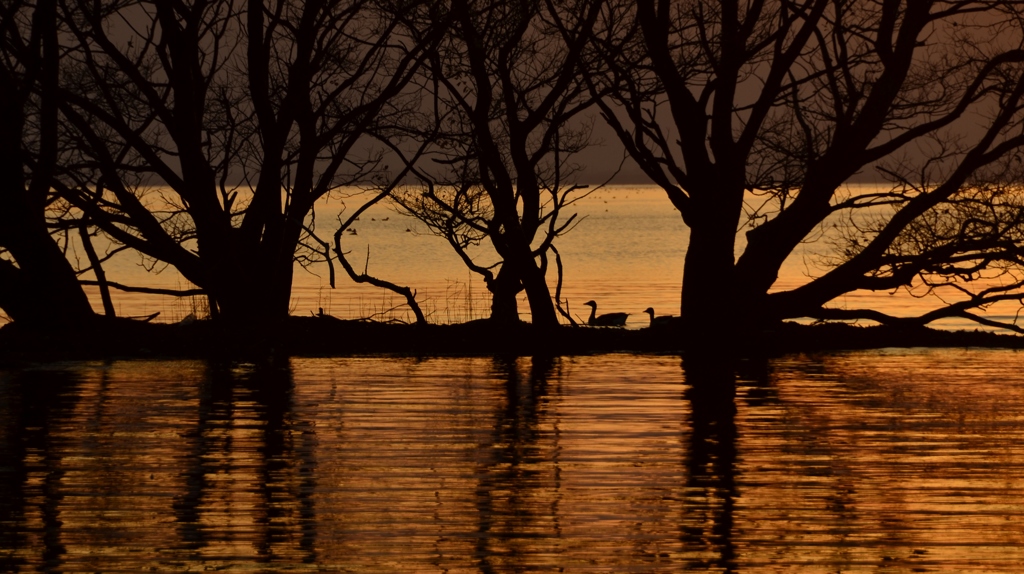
[1,315,1022,364]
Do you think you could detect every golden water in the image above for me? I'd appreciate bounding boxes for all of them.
[13,184,1009,330]
[3,349,1024,571]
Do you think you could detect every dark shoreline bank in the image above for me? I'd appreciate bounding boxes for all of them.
[1,316,1022,365]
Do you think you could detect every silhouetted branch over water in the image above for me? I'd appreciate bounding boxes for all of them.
[594,0,1024,349]
[5,1,1024,350]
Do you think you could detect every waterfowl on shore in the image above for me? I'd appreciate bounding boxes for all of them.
[583,300,629,327]
[643,307,674,328]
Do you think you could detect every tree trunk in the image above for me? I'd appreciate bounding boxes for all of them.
[204,257,292,327]
[184,213,301,328]
[680,217,739,351]
[519,262,557,328]
[489,215,559,327]
[0,120,94,326]
[0,227,95,327]
[488,265,521,324]
[498,237,558,328]
[141,208,300,329]
[0,0,94,328]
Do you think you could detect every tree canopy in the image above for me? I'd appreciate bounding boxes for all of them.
[3,0,1024,347]
[593,0,1024,344]
[52,0,447,325]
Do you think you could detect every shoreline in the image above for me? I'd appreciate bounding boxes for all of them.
[1,316,1022,366]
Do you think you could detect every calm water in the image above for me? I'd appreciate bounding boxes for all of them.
[3,349,1024,572]
[18,184,1011,331]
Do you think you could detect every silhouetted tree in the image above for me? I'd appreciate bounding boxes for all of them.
[595,0,1024,346]
[389,0,606,326]
[54,0,446,326]
[0,0,95,326]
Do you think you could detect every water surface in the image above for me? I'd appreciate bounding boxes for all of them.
[3,349,1024,571]
[26,184,1011,331]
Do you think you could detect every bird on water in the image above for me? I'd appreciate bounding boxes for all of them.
[643,307,674,328]
[583,300,629,327]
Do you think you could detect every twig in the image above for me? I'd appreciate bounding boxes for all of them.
[335,229,427,325]
[551,244,578,326]
[78,222,116,317]
[79,280,205,297]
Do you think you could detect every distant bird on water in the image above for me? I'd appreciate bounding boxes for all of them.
[643,307,674,328]
[583,300,629,327]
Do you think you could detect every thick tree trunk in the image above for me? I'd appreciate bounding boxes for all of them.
[204,255,293,327]
[168,200,303,329]
[187,203,306,327]
[0,228,95,327]
[498,239,558,328]
[0,1,94,328]
[211,278,289,325]
[680,213,740,351]
[488,265,521,324]
[489,217,559,328]
[681,232,735,342]
[487,258,557,327]
[519,262,557,328]
[0,118,94,326]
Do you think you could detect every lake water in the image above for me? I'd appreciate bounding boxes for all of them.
[4,349,1024,572]
[20,184,1016,331]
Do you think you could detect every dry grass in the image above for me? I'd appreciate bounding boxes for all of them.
[168,281,211,323]
[313,278,494,324]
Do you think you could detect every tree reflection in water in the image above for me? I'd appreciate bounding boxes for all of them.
[473,356,561,573]
[171,359,318,565]
[471,354,747,571]
[682,356,740,572]
[0,368,86,572]
[0,354,745,571]
[7,352,1024,570]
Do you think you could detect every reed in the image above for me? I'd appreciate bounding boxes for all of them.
[169,281,210,322]
[322,276,492,324]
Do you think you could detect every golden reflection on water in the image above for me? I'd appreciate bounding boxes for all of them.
[20,184,1007,330]
[2,350,1024,571]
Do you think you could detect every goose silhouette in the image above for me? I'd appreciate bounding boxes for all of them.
[643,307,674,328]
[583,300,628,327]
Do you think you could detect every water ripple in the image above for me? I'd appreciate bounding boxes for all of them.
[2,349,1024,571]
